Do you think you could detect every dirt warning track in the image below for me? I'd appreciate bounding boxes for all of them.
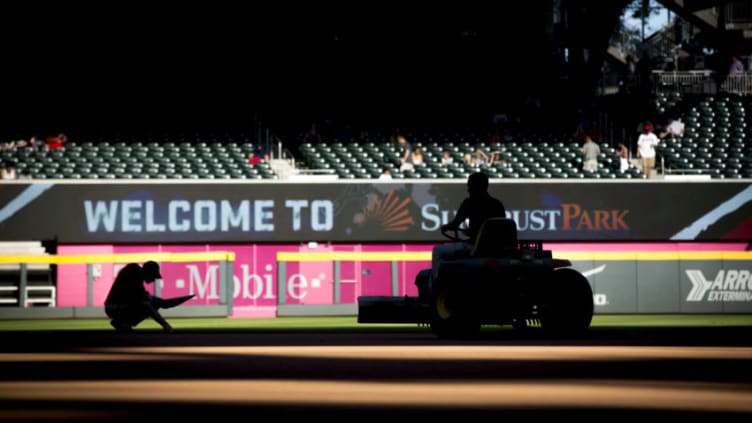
[0,327,750,420]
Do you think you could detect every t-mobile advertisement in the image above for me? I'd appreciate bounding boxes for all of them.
[57,242,752,316]
[2,181,752,242]
[56,243,434,317]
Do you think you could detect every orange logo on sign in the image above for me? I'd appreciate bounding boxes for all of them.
[355,190,413,231]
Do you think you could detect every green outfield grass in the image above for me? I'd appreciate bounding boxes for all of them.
[0,314,750,332]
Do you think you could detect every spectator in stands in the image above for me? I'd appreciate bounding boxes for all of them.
[398,135,414,172]
[488,143,504,165]
[429,172,506,290]
[1,140,15,151]
[248,151,262,165]
[581,135,601,172]
[659,116,685,141]
[472,148,489,166]
[617,142,629,173]
[1,161,17,180]
[411,147,424,166]
[105,261,179,333]
[379,168,393,180]
[637,122,660,178]
[17,168,31,180]
[46,133,66,150]
[730,55,745,75]
[440,150,453,167]
[29,135,45,150]
[3,136,37,150]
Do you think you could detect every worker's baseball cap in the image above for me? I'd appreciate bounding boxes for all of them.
[142,261,162,279]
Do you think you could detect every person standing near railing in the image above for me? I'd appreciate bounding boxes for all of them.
[637,122,660,178]
[581,135,601,172]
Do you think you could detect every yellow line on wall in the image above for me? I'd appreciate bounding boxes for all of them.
[278,250,752,262]
[0,252,235,265]
[277,252,432,262]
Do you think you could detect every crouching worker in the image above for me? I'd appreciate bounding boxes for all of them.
[428,172,507,291]
[105,260,174,333]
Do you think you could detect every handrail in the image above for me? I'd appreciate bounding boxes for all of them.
[651,70,752,95]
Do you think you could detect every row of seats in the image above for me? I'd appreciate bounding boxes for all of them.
[299,137,646,179]
[656,93,752,179]
[3,95,750,180]
[1,138,278,180]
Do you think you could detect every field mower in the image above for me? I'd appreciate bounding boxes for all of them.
[357,217,594,338]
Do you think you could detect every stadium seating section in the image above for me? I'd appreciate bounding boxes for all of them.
[1,136,277,180]
[2,93,750,180]
[655,92,752,179]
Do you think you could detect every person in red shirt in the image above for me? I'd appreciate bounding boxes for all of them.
[248,151,261,165]
[46,133,67,150]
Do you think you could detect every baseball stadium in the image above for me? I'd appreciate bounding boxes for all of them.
[1,1,751,420]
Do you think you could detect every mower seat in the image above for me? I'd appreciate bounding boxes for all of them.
[469,217,517,258]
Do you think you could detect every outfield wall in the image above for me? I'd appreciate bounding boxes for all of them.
[1,180,751,242]
[56,242,752,316]
[3,180,751,317]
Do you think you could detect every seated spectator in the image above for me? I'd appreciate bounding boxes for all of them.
[1,161,17,180]
[46,133,67,150]
[17,168,32,180]
[488,143,503,165]
[29,135,45,150]
[472,149,489,166]
[440,150,453,167]
[378,168,392,180]
[411,147,424,166]
[248,151,262,165]
[659,117,685,140]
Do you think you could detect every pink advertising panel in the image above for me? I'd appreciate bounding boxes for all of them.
[57,242,748,317]
[56,245,114,307]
